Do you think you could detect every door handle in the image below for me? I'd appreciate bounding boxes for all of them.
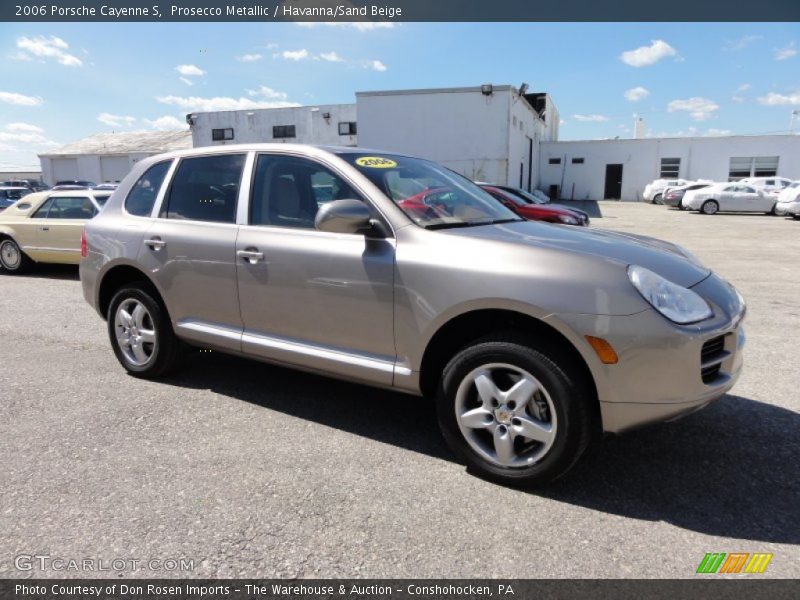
[144,238,166,250]
[237,248,264,264]
[41,226,49,231]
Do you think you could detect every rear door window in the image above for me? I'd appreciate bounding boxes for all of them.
[47,196,97,219]
[161,154,245,223]
[125,160,172,217]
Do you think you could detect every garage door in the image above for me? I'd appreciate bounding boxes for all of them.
[51,158,78,183]
[100,156,131,183]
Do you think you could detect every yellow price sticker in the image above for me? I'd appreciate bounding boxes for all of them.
[355,156,398,169]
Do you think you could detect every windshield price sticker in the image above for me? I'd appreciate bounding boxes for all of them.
[355,156,398,169]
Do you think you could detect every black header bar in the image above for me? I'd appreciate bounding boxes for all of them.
[3,0,800,22]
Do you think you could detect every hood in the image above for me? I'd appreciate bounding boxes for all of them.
[442,220,710,288]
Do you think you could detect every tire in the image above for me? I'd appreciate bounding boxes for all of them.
[436,334,593,487]
[0,238,32,274]
[701,200,719,215]
[107,285,182,378]
[652,194,663,205]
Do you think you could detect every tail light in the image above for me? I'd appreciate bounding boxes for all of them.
[80,229,87,258]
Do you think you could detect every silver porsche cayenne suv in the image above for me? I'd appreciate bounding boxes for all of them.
[80,144,746,486]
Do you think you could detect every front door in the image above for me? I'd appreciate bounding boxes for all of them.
[235,153,396,387]
[604,164,623,199]
[137,153,246,352]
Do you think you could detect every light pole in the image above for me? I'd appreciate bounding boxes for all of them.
[791,109,799,134]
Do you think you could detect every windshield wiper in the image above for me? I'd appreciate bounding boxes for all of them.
[424,217,523,230]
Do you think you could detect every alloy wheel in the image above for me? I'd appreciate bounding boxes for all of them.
[454,363,557,468]
[114,298,157,366]
[0,240,21,270]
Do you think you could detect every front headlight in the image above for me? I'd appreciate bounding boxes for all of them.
[628,265,713,324]
[557,214,579,225]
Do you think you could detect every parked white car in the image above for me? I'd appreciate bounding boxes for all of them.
[741,177,793,195]
[683,182,776,215]
[643,178,691,204]
[774,181,800,217]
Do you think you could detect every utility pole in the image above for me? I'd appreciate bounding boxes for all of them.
[791,109,799,134]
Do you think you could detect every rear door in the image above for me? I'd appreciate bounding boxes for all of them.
[137,152,247,351]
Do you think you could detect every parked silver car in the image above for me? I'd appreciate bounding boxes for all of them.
[80,145,746,486]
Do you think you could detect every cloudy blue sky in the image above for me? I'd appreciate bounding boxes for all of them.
[1,21,799,169]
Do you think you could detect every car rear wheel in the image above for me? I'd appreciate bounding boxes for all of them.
[701,200,719,215]
[436,334,592,487]
[107,285,182,378]
[652,194,663,205]
[0,238,31,274]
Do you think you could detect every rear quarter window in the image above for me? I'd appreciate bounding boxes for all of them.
[125,160,172,217]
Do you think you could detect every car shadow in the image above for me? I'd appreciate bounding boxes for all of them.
[1,264,80,280]
[161,352,798,545]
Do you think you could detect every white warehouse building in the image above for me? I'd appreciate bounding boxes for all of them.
[188,104,358,148]
[39,130,191,186]
[539,135,800,201]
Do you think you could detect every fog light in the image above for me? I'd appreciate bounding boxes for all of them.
[585,336,618,364]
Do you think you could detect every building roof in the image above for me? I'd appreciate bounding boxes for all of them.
[40,130,192,157]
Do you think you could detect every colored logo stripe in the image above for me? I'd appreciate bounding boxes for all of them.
[696,552,773,574]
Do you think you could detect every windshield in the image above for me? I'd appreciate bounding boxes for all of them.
[501,187,547,205]
[340,153,521,229]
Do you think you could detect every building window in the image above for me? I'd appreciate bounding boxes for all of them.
[729,156,779,180]
[338,122,357,136]
[571,157,584,164]
[548,158,561,165]
[660,157,680,178]
[273,125,296,139]
[211,128,234,141]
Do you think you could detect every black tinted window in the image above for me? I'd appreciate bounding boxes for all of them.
[250,154,363,229]
[125,161,171,217]
[47,197,97,219]
[31,198,55,218]
[162,154,244,223]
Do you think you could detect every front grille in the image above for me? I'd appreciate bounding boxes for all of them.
[700,335,726,384]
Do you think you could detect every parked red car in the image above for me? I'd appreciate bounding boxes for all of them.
[480,185,589,226]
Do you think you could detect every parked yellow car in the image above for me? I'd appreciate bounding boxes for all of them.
[0,190,110,273]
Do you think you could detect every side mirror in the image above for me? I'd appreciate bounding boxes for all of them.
[315,199,372,234]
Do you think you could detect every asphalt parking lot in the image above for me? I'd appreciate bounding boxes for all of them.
[0,202,798,579]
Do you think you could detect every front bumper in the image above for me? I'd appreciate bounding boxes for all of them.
[779,200,800,216]
[662,195,683,207]
[548,273,745,433]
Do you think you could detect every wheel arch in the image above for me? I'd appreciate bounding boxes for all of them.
[418,308,601,434]
[97,263,169,321]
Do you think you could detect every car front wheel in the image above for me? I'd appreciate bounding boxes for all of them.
[701,200,719,215]
[652,194,663,205]
[107,285,182,378]
[436,334,593,487]
[0,238,31,273]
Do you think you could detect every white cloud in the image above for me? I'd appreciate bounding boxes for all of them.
[757,91,800,105]
[572,114,609,122]
[620,40,677,67]
[624,86,650,102]
[246,86,289,100]
[0,91,43,106]
[732,96,745,103]
[775,42,797,60]
[280,49,309,61]
[175,64,206,76]
[0,123,56,147]
[5,122,43,133]
[723,35,762,51]
[179,77,193,86]
[667,97,719,121]
[738,83,751,92]
[296,22,395,32]
[15,36,82,67]
[265,43,278,50]
[706,128,732,136]
[156,94,300,112]
[366,59,387,72]
[143,115,187,130]
[97,113,137,128]
[237,53,263,62]
[319,51,344,63]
